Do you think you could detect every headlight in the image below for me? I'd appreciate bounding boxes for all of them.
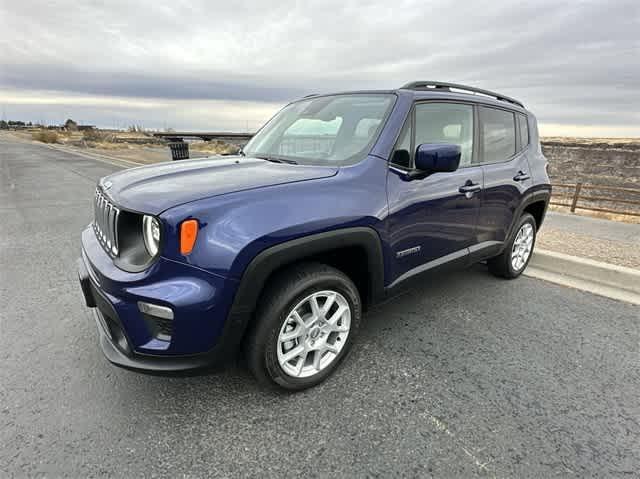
[142,215,161,256]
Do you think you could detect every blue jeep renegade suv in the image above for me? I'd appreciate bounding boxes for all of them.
[78,81,551,390]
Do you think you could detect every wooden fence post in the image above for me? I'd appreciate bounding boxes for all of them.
[570,182,583,213]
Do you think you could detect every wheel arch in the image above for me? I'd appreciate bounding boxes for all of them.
[505,187,551,242]
[227,227,385,342]
[522,199,547,229]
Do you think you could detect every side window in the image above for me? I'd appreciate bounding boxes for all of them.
[479,107,516,164]
[517,113,529,150]
[390,116,412,168]
[414,103,474,167]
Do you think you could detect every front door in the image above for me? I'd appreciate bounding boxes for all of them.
[386,102,482,285]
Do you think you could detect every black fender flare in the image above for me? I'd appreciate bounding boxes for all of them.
[223,227,385,346]
[504,186,551,244]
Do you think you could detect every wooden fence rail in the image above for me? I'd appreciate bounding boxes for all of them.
[550,183,640,217]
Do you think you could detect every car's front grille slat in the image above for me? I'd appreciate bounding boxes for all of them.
[113,209,120,254]
[107,206,114,250]
[93,187,120,257]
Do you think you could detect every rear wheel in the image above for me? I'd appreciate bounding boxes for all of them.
[245,263,361,391]
[488,213,537,279]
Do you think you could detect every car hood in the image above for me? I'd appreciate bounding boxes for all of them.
[101,156,338,215]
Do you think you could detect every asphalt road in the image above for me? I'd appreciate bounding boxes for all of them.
[1,134,639,477]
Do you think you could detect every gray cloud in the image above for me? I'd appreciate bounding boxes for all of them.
[1,0,638,133]
[1,64,306,102]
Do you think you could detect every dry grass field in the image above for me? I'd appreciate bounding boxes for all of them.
[20,128,239,160]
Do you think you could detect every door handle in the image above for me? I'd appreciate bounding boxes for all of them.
[513,171,530,182]
[459,182,482,198]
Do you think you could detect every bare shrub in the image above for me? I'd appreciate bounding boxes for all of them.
[32,130,59,143]
[82,129,109,142]
[189,140,240,156]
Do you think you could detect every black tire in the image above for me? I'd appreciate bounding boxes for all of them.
[488,213,537,279]
[245,262,361,391]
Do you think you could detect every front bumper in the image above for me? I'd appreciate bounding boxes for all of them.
[78,226,246,373]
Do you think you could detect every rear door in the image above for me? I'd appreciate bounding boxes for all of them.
[386,101,483,285]
[476,107,533,252]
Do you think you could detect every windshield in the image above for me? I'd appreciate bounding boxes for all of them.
[243,94,395,166]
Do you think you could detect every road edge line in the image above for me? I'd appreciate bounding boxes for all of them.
[43,143,145,168]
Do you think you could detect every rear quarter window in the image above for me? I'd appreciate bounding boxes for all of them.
[517,113,529,150]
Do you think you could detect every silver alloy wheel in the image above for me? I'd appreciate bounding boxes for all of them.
[276,290,351,378]
[511,223,534,271]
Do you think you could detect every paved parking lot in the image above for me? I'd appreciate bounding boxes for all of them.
[1,135,639,477]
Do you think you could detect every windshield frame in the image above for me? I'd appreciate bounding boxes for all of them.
[243,92,398,167]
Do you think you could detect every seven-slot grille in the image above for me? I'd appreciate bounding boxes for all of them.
[93,187,120,257]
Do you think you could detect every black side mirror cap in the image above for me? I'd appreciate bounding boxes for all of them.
[391,149,411,168]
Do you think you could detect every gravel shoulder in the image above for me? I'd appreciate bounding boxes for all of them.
[538,212,640,269]
[538,228,640,268]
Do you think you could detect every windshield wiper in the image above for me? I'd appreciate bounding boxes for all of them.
[255,155,298,165]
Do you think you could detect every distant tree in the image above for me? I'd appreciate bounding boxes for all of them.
[64,118,78,131]
[0,120,7,130]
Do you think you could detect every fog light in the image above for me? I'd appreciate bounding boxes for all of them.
[137,301,174,320]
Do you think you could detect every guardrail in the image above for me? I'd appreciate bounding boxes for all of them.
[550,183,640,217]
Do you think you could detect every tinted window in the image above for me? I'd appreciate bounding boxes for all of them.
[517,113,529,150]
[414,103,474,167]
[479,107,516,163]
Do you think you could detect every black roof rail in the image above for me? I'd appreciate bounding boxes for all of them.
[400,81,524,108]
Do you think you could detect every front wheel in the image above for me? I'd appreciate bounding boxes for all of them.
[488,213,537,279]
[245,263,361,391]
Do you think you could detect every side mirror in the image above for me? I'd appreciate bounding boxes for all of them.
[414,143,461,174]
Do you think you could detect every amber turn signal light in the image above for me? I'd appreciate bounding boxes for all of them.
[180,219,198,255]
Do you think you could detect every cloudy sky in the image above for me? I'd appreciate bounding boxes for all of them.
[1,0,639,136]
